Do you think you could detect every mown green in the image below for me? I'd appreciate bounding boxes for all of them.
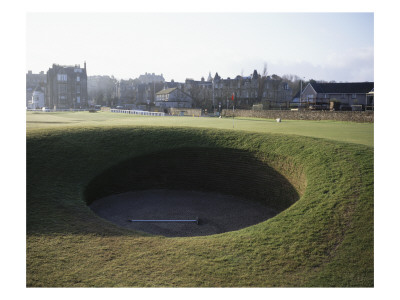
[26,111,373,147]
[26,112,373,287]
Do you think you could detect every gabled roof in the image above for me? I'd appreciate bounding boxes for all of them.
[156,87,177,95]
[311,82,374,94]
[33,85,43,93]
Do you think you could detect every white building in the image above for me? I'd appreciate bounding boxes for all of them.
[28,86,45,109]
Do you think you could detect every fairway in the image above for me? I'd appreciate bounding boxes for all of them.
[26,111,373,147]
[26,111,374,287]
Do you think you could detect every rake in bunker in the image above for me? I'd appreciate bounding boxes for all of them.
[129,217,200,225]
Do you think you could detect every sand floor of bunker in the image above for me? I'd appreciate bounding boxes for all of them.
[89,189,278,237]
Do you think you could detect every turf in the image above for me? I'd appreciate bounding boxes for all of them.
[26,111,374,287]
[26,111,373,147]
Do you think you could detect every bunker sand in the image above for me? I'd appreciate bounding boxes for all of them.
[90,189,278,237]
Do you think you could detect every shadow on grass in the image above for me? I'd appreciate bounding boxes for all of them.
[27,121,72,124]
[85,147,300,210]
[234,117,277,122]
[28,146,301,237]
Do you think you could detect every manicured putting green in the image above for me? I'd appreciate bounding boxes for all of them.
[26,111,374,147]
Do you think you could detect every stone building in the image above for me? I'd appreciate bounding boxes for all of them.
[87,75,118,106]
[155,87,193,109]
[114,73,166,107]
[184,77,213,108]
[116,79,137,105]
[182,70,292,110]
[46,62,88,109]
[116,79,165,107]
[138,72,165,84]
[163,80,184,90]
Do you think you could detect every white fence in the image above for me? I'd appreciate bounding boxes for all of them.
[110,109,165,116]
[26,108,165,116]
[26,108,91,112]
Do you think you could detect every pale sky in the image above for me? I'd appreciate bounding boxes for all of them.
[26,12,374,82]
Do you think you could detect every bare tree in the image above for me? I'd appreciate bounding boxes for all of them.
[189,83,203,108]
[282,74,302,98]
[257,62,268,103]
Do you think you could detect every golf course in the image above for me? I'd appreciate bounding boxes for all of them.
[26,111,374,287]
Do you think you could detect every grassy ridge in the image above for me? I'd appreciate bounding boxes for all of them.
[26,125,373,287]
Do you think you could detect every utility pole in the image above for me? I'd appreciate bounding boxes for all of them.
[300,79,302,109]
[299,77,305,109]
[232,93,235,128]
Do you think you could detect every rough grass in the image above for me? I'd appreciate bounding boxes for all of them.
[26,118,373,287]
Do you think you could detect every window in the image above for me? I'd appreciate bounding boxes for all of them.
[352,94,357,99]
[76,76,80,82]
[77,96,80,103]
[76,85,81,93]
[57,74,67,81]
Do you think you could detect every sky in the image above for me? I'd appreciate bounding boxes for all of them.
[26,12,374,83]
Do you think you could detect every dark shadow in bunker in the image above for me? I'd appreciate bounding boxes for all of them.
[85,147,300,237]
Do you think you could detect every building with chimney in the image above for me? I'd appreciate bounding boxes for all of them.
[155,87,193,109]
[137,72,165,84]
[182,71,292,110]
[46,62,88,109]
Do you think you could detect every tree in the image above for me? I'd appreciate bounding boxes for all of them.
[269,74,283,106]
[236,71,244,105]
[257,63,268,103]
[221,78,235,108]
[282,74,302,98]
[309,79,317,85]
[188,82,203,108]
[88,75,118,106]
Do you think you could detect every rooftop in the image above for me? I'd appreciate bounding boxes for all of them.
[156,87,177,95]
[310,82,374,94]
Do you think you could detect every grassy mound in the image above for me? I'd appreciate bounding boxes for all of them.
[26,126,373,287]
